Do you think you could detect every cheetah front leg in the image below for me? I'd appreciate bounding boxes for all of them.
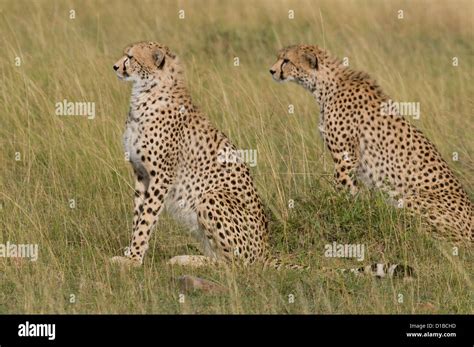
[332,150,359,195]
[111,172,148,266]
[131,169,149,230]
[111,169,173,266]
[323,130,360,195]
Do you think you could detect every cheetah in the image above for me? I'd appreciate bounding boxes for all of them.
[270,44,472,243]
[109,41,413,279]
[110,41,305,270]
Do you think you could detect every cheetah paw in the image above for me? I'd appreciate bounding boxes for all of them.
[168,255,195,267]
[167,255,215,267]
[110,256,141,267]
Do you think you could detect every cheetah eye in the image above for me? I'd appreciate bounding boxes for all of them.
[126,54,133,60]
[282,58,290,67]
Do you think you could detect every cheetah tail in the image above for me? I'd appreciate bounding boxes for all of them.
[264,257,415,279]
[328,263,416,279]
[264,256,310,271]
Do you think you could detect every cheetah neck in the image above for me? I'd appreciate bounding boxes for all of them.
[128,77,192,122]
[311,76,337,109]
[305,63,339,104]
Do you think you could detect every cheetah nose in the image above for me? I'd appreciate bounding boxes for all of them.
[269,69,276,75]
[113,65,119,71]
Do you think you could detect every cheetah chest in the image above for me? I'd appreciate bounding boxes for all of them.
[123,120,142,170]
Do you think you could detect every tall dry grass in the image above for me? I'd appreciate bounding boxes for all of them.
[0,0,472,313]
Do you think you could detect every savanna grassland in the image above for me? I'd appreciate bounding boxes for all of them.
[0,0,472,314]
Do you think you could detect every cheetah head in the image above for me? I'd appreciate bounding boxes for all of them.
[269,45,334,91]
[113,41,180,83]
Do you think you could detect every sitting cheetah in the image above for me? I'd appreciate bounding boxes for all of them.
[109,41,413,278]
[110,41,305,270]
[270,45,472,243]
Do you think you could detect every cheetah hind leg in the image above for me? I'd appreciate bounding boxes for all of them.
[194,191,266,266]
[398,193,471,242]
[166,192,242,268]
[196,191,310,270]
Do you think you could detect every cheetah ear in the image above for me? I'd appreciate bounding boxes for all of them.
[303,52,318,70]
[153,49,165,69]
